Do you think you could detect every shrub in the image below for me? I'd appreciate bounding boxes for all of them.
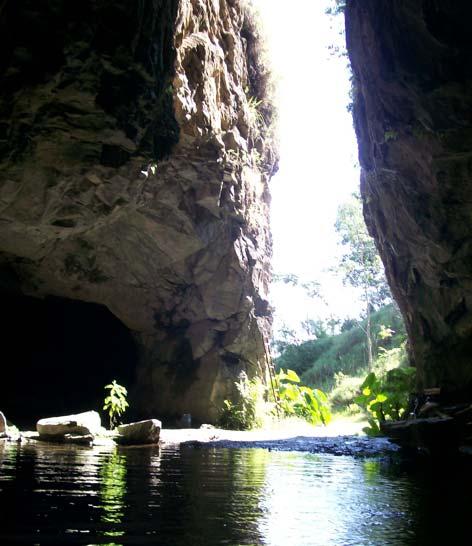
[219,372,267,430]
[219,369,332,430]
[355,365,416,436]
[329,372,364,410]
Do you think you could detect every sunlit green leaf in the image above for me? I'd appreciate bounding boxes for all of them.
[285,369,301,383]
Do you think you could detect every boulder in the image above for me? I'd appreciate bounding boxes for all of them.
[37,411,101,439]
[0,411,6,435]
[117,419,161,445]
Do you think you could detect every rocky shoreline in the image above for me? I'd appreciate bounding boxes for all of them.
[1,409,401,458]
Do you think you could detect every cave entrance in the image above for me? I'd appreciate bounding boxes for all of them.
[1,293,137,429]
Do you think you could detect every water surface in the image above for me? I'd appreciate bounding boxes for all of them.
[0,441,469,545]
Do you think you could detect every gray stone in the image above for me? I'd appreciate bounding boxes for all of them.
[117,419,161,445]
[37,411,101,439]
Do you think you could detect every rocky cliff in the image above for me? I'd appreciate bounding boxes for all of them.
[0,0,277,423]
[346,0,472,400]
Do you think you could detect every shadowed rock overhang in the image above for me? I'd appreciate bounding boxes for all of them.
[346,0,472,400]
[0,0,278,423]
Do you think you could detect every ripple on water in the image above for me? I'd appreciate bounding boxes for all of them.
[0,441,471,545]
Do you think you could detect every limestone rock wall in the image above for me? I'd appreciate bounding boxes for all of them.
[0,0,277,422]
[346,0,472,399]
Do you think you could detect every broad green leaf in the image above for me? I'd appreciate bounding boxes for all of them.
[285,369,301,383]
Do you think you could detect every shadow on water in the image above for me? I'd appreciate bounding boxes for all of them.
[0,441,472,545]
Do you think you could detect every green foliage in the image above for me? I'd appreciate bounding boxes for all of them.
[219,369,331,430]
[301,318,329,339]
[274,369,331,426]
[271,323,300,354]
[219,372,266,431]
[103,380,129,430]
[334,193,391,308]
[277,304,406,391]
[329,372,364,412]
[354,366,416,436]
[340,318,358,332]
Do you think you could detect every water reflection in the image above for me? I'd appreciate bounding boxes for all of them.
[100,452,127,538]
[0,442,471,545]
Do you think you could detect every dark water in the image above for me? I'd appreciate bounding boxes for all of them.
[0,442,470,545]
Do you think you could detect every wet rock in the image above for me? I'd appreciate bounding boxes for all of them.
[117,419,161,445]
[191,435,399,458]
[381,401,472,455]
[382,417,457,454]
[36,411,101,440]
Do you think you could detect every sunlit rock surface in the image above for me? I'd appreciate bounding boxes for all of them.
[36,410,102,438]
[346,0,472,399]
[0,0,277,422]
[117,419,161,445]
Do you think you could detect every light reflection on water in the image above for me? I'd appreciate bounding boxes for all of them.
[0,441,470,545]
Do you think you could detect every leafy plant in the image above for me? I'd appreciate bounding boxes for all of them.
[273,369,332,426]
[103,380,129,429]
[354,366,415,436]
[219,372,266,430]
[219,368,331,430]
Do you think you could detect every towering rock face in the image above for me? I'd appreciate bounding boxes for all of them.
[346,0,472,399]
[0,0,277,423]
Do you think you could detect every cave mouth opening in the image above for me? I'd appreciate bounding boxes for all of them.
[1,292,137,429]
